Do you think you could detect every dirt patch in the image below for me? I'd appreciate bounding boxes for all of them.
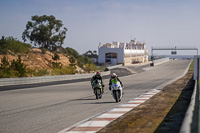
[97,70,194,133]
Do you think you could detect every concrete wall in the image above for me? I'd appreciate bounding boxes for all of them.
[0,71,111,86]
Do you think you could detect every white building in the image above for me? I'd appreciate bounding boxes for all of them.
[98,39,148,65]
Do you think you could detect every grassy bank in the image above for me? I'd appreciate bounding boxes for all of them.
[189,60,194,71]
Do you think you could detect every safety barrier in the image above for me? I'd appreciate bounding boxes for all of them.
[151,58,170,66]
[180,80,199,133]
[106,64,123,70]
[0,71,110,86]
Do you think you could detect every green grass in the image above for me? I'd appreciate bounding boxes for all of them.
[189,60,194,71]
[95,66,105,71]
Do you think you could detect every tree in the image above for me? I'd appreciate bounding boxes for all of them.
[22,15,67,50]
[83,50,98,58]
[93,50,97,55]
[65,47,79,58]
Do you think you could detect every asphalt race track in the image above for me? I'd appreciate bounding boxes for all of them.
[0,60,191,133]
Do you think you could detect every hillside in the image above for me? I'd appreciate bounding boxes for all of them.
[0,48,83,74]
[0,36,99,78]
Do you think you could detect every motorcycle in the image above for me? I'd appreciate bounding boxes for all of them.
[93,79,103,99]
[111,81,123,102]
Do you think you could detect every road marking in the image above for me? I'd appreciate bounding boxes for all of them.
[91,118,116,121]
[127,100,145,103]
[96,113,124,118]
[120,104,140,107]
[66,131,96,133]
[58,89,161,133]
[77,121,111,127]
[134,97,150,100]
[110,108,132,112]
[69,127,102,131]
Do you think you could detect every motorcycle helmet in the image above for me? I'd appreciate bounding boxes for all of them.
[111,73,117,79]
[96,72,101,78]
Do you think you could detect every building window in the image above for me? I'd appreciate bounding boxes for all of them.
[106,53,112,58]
[105,53,117,63]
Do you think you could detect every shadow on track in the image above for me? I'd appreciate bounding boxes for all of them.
[74,98,96,101]
[83,101,116,104]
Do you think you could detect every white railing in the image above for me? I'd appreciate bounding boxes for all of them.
[0,71,110,86]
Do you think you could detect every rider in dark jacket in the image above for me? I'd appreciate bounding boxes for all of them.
[91,72,105,93]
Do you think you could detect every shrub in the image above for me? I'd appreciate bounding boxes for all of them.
[84,63,96,73]
[0,56,10,72]
[26,69,49,77]
[40,48,48,54]
[0,56,27,78]
[0,36,31,54]
[52,53,62,68]
[51,66,77,75]
[10,55,27,77]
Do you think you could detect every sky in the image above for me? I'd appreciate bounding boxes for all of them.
[0,0,200,55]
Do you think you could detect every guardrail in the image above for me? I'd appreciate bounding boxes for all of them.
[106,64,123,70]
[180,80,199,133]
[151,58,170,66]
[0,71,110,87]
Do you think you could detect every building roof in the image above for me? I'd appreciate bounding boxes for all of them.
[99,39,146,49]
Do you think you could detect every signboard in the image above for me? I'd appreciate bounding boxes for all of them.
[171,51,177,55]
[193,56,200,80]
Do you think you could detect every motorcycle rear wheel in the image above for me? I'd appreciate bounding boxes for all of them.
[95,88,102,99]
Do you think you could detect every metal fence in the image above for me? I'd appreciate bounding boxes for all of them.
[180,56,200,133]
[0,71,110,86]
[180,80,199,133]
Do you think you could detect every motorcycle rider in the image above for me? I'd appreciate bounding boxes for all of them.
[109,73,123,91]
[91,72,105,93]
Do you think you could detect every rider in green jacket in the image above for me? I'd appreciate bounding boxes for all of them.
[109,73,123,90]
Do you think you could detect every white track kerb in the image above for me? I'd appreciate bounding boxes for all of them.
[58,89,161,133]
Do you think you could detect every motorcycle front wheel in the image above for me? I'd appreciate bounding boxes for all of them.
[113,90,120,102]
